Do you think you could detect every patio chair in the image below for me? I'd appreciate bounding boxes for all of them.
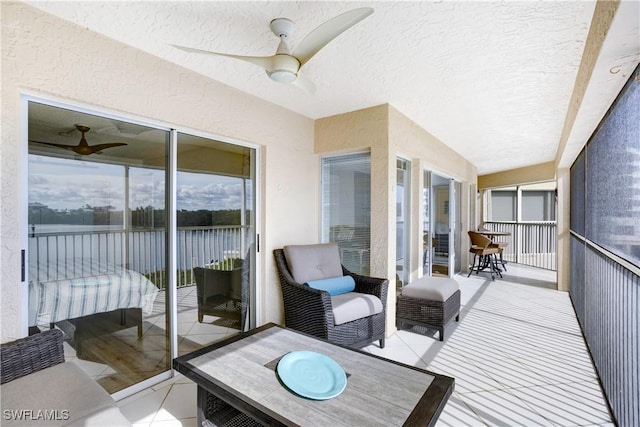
[478,226,509,271]
[193,262,243,324]
[274,243,388,348]
[468,231,503,280]
[489,240,509,271]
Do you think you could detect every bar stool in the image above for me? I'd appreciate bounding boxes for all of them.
[468,231,502,280]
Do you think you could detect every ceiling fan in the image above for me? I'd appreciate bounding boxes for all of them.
[30,124,127,156]
[172,7,374,93]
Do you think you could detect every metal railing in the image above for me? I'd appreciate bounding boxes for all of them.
[570,234,639,427]
[28,225,248,289]
[483,221,557,270]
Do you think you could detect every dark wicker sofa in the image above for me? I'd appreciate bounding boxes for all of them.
[274,246,388,348]
[0,329,131,426]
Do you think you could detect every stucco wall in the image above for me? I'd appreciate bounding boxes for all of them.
[314,104,391,279]
[0,2,317,341]
[388,105,477,287]
[316,104,478,336]
[388,106,477,183]
[314,105,396,333]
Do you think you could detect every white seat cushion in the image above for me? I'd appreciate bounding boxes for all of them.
[0,362,127,426]
[331,292,383,325]
[401,276,459,302]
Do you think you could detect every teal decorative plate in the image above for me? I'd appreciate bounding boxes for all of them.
[276,351,347,400]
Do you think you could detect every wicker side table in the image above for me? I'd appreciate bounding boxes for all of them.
[397,276,461,341]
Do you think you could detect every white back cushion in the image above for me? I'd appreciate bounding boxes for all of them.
[283,243,343,284]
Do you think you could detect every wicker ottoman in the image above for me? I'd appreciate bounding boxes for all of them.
[396,276,461,341]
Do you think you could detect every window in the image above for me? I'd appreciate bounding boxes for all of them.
[490,190,516,221]
[487,184,556,222]
[522,191,556,221]
[321,153,371,275]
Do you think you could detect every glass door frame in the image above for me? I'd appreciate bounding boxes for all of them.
[425,171,461,278]
[448,178,456,275]
[449,180,462,275]
[20,93,261,400]
[396,157,411,287]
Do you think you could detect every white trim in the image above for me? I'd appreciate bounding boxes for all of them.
[318,148,371,160]
[253,146,262,328]
[20,92,173,131]
[19,95,31,337]
[168,129,179,361]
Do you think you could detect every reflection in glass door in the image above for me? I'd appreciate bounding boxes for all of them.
[424,172,461,276]
[28,102,170,394]
[431,173,451,276]
[453,181,462,274]
[396,158,411,287]
[26,101,258,396]
[176,133,256,356]
[423,171,431,275]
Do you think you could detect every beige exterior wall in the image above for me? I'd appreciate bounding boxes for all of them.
[314,105,396,333]
[478,162,556,190]
[556,169,571,291]
[388,106,477,297]
[0,2,318,341]
[316,105,478,336]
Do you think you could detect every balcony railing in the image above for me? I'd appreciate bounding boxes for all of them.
[28,225,248,289]
[483,221,557,271]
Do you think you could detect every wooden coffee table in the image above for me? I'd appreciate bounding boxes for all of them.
[173,323,454,426]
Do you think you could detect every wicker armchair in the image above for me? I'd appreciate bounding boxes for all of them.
[0,329,65,384]
[274,246,388,348]
[1,329,132,426]
[193,266,243,323]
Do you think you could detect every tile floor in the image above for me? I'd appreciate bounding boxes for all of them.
[113,263,613,427]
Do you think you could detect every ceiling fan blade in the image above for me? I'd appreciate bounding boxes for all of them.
[172,44,274,71]
[30,140,78,151]
[30,140,126,156]
[291,75,316,94]
[83,142,127,152]
[292,7,373,67]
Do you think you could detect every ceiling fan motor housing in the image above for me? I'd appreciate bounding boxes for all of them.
[267,54,300,83]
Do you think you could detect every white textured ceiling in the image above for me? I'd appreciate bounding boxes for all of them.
[24,1,640,175]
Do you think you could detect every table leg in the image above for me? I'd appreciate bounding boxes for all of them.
[197,386,208,427]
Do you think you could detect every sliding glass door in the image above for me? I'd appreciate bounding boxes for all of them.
[396,158,411,287]
[423,171,432,275]
[424,171,461,277]
[176,133,255,356]
[28,102,170,394]
[26,100,257,395]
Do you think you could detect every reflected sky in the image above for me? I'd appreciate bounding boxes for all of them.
[29,155,244,212]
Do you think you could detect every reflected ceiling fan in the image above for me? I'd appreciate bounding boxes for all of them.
[30,124,127,156]
[172,7,373,93]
